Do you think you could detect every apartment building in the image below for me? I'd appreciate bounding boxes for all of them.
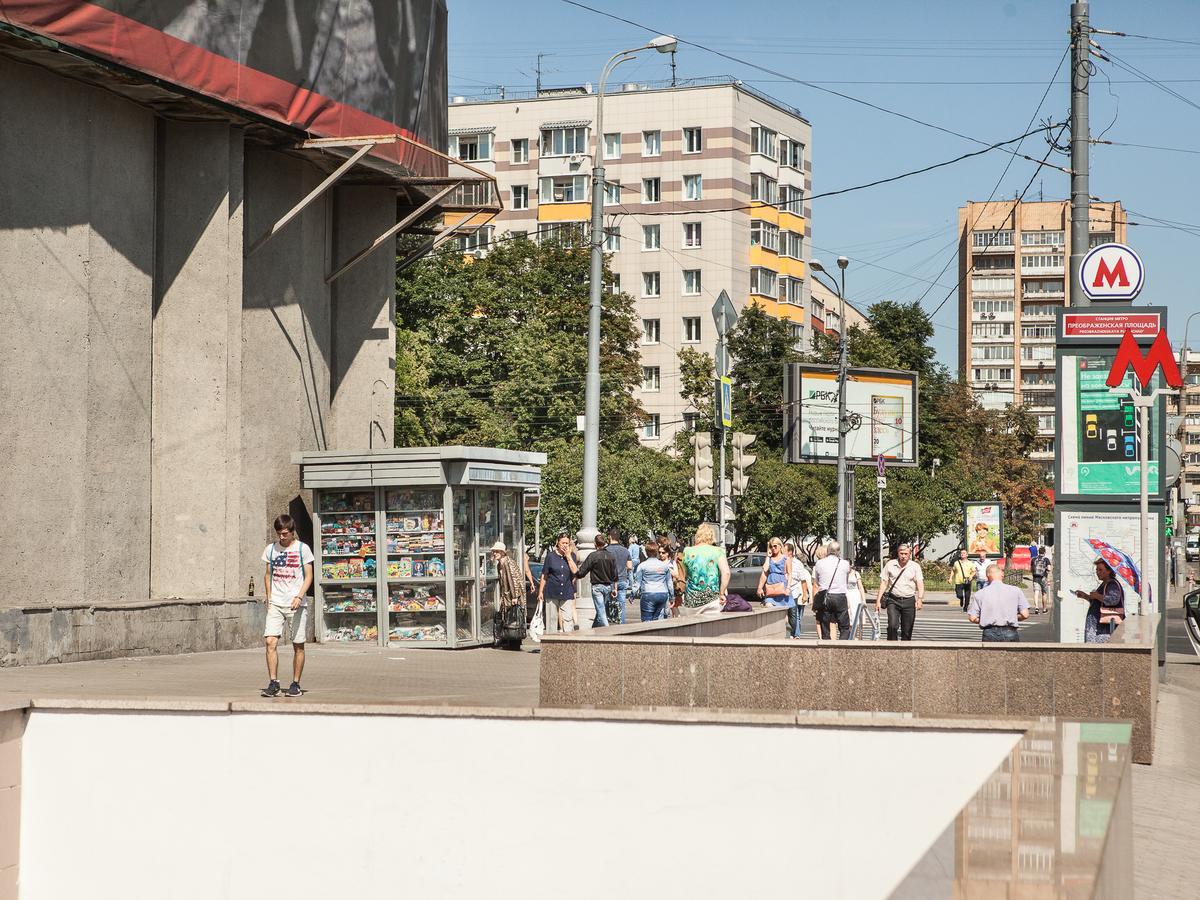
[809,278,868,341]
[1175,350,1200,529]
[957,199,1126,470]
[446,77,812,447]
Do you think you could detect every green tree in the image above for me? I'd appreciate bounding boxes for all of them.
[393,236,642,451]
[726,303,802,450]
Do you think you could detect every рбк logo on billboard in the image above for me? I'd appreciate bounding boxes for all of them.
[1079,243,1145,302]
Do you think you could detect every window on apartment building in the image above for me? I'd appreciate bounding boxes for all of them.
[1021,254,1064,270]
[750,220,780,252]
[454,181,494,207]
[750,173,778,204]
[1089,231,1115,248]
[971,275,1015,294]
[642,271,661,297]
[642,177,661,203]
[683,174,703,201]
[972,229,1014,248]
[539,126,588,156]
[1022,391,1054,409]
[1021,230,1064,246]
[604,180,621,206]
[642,414,661,440]
[642,366,661,392]
[510,230,528,241]
[1022,371,1056,386]
[1022,278,1063,296]
[1021,323,1055,339]
[511,185,529,210]
[511,138,529,163]
[779,137,804,169]
[750,123,777,157]
[642,319,660,345]
[538,175,588,203]
[683,127,703,153]
[611,273,621,294]
[1021,344,1054,361]
[682,412,700,431]
[784,277,804,305]
[683,222,702,248]
[972,322,1014,338]
[683,317,702,343]
[604,226,621,252]
[973,367,1014,382]
[780,185,803,213]
[789,323,805,348]
[450,132,492,161]
[972,299,1015,315]
[1022,302,1060,318]
[973,254,1014,270]
[643,224,660,250]
[826,311,842,332]
[972,344,1014,360]
[682,269,702,295]
[750,267,777,297]
[459,226,494,254]
[642,130,661,157]
[538,221,586,246]
[603,132,621,160]
[781,231,803,259]
[1036,414,1056,431]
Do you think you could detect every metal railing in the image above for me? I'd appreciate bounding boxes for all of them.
[851,603,882,641]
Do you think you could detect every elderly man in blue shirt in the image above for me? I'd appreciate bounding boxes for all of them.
[967,563,1030,642]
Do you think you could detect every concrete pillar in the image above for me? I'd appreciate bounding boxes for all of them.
[329,187,396,450]
[150,122,243,599]
[0,58,155,605]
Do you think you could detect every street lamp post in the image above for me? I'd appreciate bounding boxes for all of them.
[810,257,851,550]
[577,35,676,622]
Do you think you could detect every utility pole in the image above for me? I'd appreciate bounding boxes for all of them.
[835,259,849,550]
[670,49,677,87]
[1069,1,1091,307]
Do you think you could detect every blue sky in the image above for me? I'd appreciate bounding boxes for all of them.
[447,0,1200,365]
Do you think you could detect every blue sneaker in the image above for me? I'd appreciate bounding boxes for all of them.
[262,680,281,697]
[285,681,302,697]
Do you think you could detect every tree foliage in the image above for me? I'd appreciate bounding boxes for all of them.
[726,303,802,450]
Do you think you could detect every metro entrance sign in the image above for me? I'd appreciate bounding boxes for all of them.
[1079,242,1145,302]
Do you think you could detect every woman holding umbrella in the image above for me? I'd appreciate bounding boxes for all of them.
[1073,558,1126,643]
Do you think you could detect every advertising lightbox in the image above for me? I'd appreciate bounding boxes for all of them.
[784,364,918,466]
[963,502,1004,558]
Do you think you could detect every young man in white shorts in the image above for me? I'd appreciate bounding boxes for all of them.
[261,514,314,697]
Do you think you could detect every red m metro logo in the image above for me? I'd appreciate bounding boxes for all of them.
[1092,256,1130,289]
[1105,330,1184,389]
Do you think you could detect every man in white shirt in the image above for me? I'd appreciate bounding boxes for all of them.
[968,563,1029,641]
[974,552,989,591]
[785,541,813,638]
[875,544,925,641]
[812,540,852,640]
[260,514,314,697]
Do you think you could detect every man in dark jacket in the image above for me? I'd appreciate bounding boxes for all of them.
[575,534,618,628]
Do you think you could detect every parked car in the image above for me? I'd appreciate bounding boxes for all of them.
[726,552,768,600]
[1186,533,1199,563]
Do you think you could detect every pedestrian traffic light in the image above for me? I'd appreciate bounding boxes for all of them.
[730,432,757,496]
[689,431,714,496]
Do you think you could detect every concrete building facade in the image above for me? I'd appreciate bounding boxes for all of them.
[447,78,812,447]
[1176,350,1200,530]
[957,199,1126,470]
[0,14,461,629]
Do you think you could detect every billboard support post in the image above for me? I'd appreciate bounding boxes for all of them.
[1123,389,1177,615]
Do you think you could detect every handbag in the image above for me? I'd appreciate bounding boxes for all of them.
[764,581,788,597]
[528,597,545,642]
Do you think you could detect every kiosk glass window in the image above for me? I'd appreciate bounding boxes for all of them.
[384,489,448,644]
[477,490,500,642]
[317,491,379,642]
[453,492,475,641]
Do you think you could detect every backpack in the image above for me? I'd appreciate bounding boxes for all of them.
[1032,555,1049,578]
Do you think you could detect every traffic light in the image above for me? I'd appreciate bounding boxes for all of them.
[689,431,714,496]
[731,432,757,496]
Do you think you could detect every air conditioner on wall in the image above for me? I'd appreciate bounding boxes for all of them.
[568,154,584,166]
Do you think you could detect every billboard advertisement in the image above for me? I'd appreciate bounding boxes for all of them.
[963,502,1004,558]
[1056,348,1165,500]
[784,364,918,466]
[1055,506,1160,643]
[0,1,447,175]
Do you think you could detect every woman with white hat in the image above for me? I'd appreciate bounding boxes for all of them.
[490,541,527,650]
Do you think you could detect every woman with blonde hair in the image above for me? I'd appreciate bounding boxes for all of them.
[678,523,730,613]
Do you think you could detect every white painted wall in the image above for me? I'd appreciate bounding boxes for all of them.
[20,710,1017,899]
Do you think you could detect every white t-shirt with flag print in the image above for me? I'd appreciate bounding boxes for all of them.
[262,541,314,606]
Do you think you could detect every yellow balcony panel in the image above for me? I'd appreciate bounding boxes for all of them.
[749,200,780,225]
[749,245,781,269]
[444,211,494,230]
[778,257,807,279]
[538,202,590,223]
[779,210,806,233]
[748,296,804,323]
